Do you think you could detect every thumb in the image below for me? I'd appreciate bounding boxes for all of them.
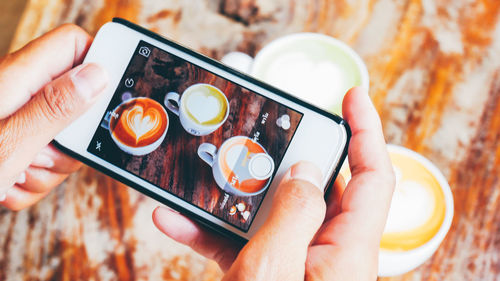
[223,162,326,280]
[0,63,107,191]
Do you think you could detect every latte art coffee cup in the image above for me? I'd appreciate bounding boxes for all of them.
[198,136,275,196]
[102,97,169,156]
[165,83,229,136]
[381,151,446,252]
[222,33,369,116]
[340,145,454,276]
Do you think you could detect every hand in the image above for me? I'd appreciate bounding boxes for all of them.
[152,87,395,280]
[0,24,108,210]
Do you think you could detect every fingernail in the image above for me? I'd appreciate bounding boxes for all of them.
[0,192,7,202]
[72,63,108,101]
[289,162,323,191]
[0,186,12,202]
[16,172,26,185]
[32,152,54,168]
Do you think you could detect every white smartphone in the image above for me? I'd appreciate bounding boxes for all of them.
[55,18,350,241]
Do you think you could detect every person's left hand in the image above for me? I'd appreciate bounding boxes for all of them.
[0,24,108,210]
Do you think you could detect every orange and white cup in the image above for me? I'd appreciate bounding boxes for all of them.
[101,97,169,156]
[198,136,275,196]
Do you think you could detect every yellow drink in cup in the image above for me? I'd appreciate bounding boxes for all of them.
[340,144,454,276]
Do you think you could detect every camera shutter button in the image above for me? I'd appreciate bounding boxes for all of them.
[249,153,274,180]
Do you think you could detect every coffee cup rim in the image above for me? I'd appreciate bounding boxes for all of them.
[217,136,273,196]
[378,144,454,276]
[180,83,230,128]
[109,97,169,154]
[252,32,370,90]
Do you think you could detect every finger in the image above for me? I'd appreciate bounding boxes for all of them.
[315,87,395,247]
[342,87,394,182]
[324,174,346,221]
[152,206,242,271]
[0,184,51,211]
[342,87,394,233]
[18,167,68,194]
[31,144,82,174]
[0,63,108,190]
[224,162,326,280]
[0,24,92,118]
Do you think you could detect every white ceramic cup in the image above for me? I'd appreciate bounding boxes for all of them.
[198,136,275,197]
[379,145,454,276]
[101,97,169,156]
[221,33,369,115]
[165,83,229,136]
[340,144,454,276]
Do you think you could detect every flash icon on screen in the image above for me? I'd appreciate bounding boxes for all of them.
[276,114,291,130]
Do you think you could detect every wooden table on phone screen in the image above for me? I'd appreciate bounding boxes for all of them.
[1,1,499,280]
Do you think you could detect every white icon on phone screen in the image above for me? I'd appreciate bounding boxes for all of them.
[276,114,291,130]
[139,46,151,57]
[124,78,134,88]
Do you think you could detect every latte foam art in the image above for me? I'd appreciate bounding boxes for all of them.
[340,151,446,251]
[186,90,223,124]
[383,168,435,233]
[263,52,347,110]
[380,154,446,251]
[110,98,168,148]
[124,106,162,143]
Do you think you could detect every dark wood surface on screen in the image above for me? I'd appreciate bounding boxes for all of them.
[91,45,300,229]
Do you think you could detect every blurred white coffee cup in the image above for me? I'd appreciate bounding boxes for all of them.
[222,33,369,115]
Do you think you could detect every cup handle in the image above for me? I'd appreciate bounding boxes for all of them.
[221,52,254,74]
[198,143,217,167]
[100,111,112,130]
[164,92,181,116]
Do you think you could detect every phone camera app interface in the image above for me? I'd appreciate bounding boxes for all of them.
[88,41,303,231]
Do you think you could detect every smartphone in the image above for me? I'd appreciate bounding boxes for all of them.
[54,18,350,241]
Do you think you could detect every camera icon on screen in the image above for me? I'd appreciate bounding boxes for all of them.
[139,46,151,58]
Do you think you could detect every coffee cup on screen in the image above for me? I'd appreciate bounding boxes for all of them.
[165,83,229,136]
[198,136,275,197]
[101,97,169,156]
[340,144,454,276]
[221,33,369,115]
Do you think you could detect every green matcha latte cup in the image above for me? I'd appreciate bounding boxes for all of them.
[221,33,369,116]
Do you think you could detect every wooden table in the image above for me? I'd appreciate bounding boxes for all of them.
[1,0,499,280]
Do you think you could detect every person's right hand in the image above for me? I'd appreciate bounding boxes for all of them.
[0,24,108,210]
[153,87,396,280]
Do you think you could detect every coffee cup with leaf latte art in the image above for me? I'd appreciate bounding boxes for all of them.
[340,144,454,276]
[102,97,169,156]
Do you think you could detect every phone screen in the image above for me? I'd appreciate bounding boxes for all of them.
[87,40,303,231]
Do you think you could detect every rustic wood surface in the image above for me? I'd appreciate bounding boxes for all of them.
[1,0,499,280]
